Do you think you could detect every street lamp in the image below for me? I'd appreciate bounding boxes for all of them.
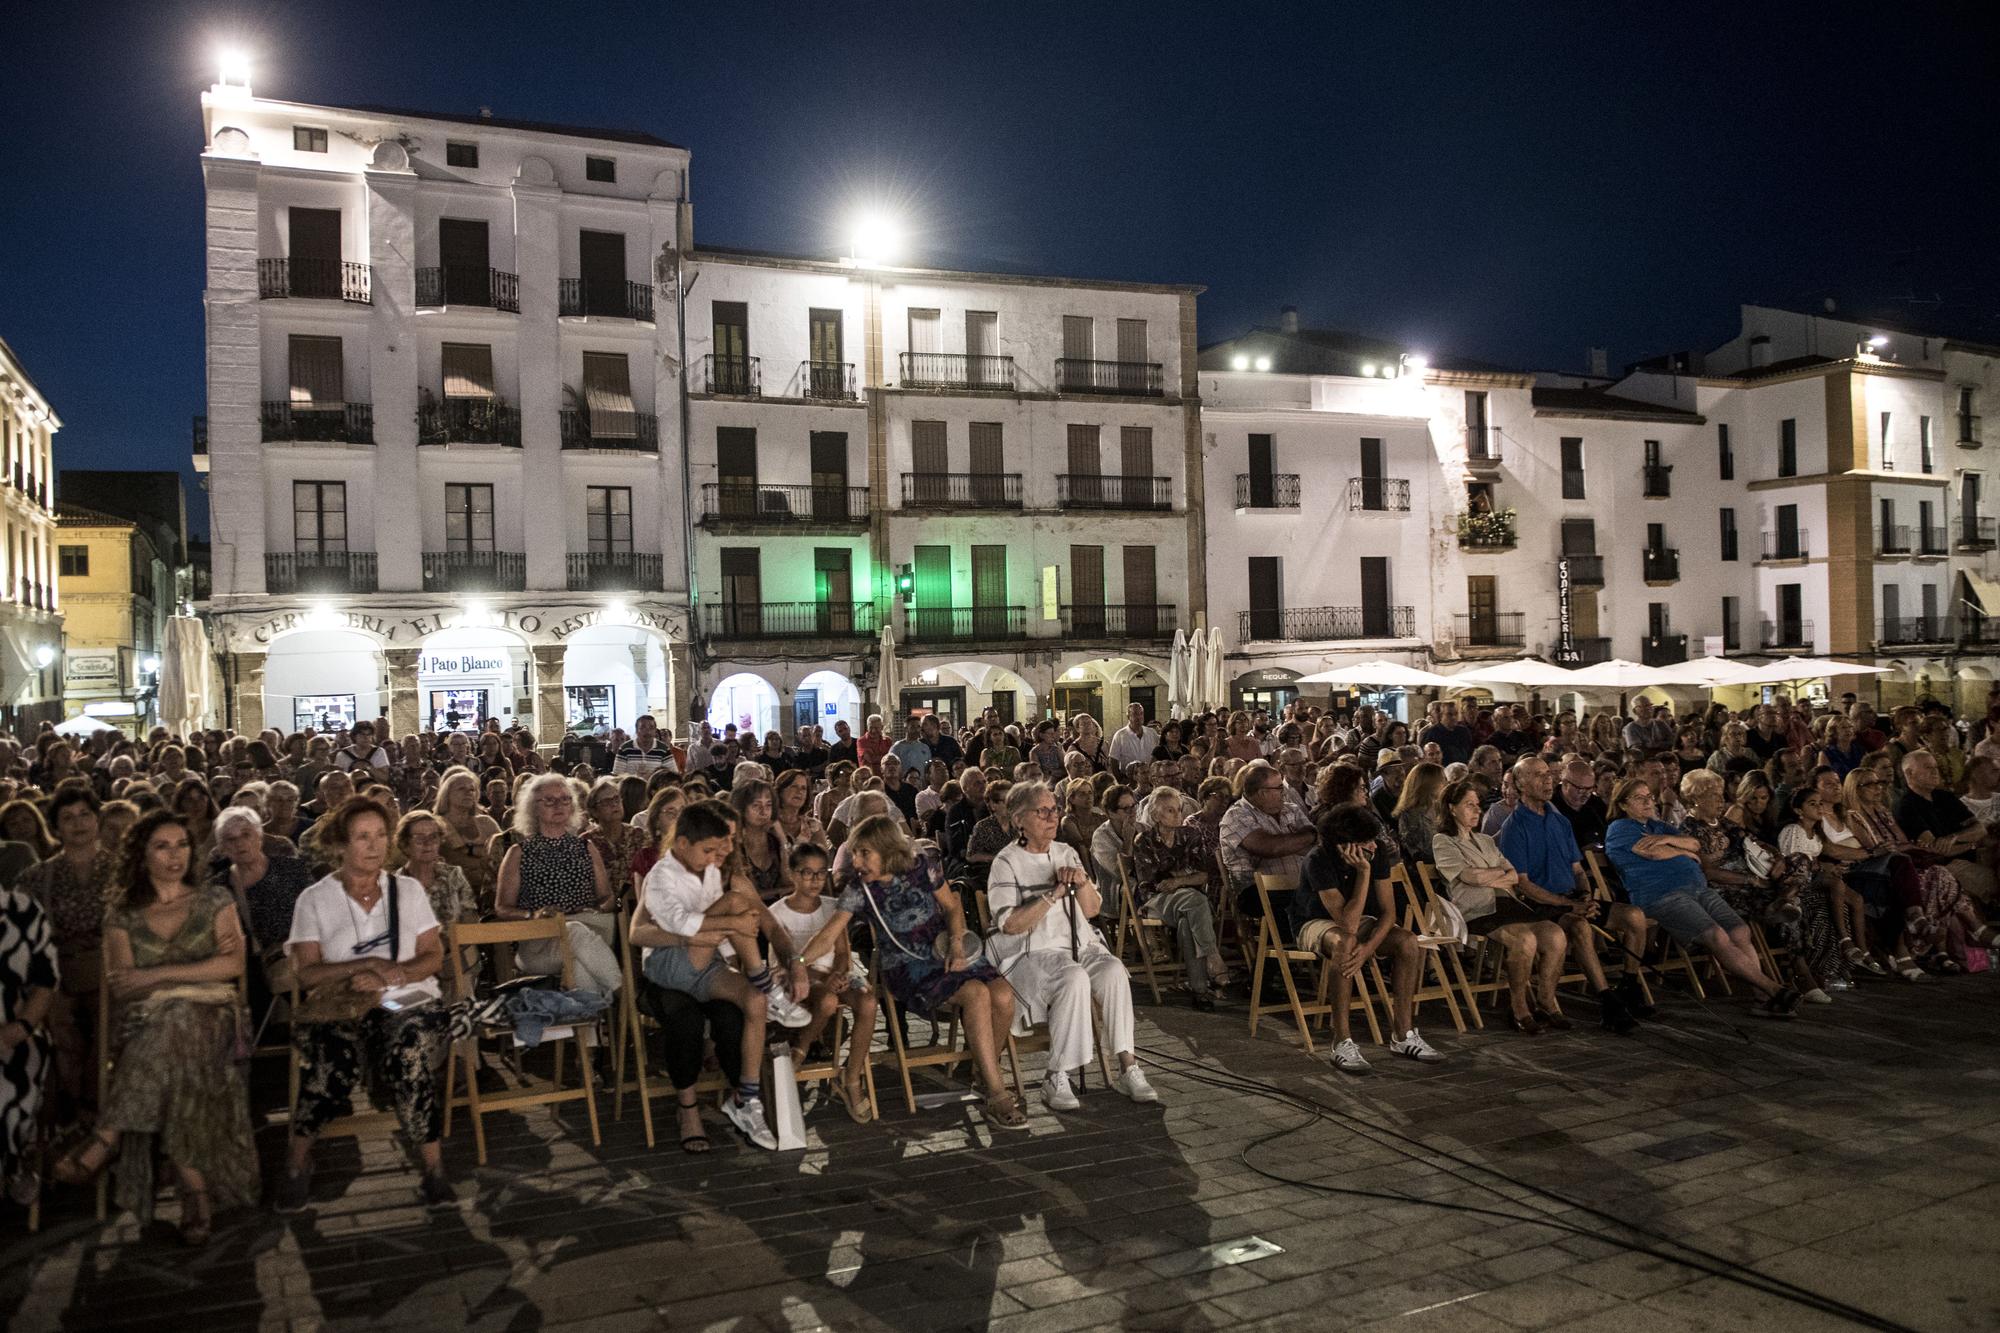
[217,47,251,88]
[849,210,900,266]
[143,656,161,675]
[34,646,54,669]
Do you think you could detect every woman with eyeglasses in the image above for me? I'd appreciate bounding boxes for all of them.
[494,773,621,997]
[1131,786,1231,1008]
[1843,768,1995,974]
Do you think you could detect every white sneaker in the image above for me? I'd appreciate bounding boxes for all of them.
[1802,987,1833,1004]
[1390,1028,1445,1063]
[722,1094,777,1150]
[1826,979,1854,992]
[1330,1038,1373,1074]
[1042,1068,1080,1112]
[1113,1066,1160,1103]
[764,988,813,1029]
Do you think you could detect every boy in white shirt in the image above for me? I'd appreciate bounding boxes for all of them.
[639,799,811,1148]
[766,843,878,1123]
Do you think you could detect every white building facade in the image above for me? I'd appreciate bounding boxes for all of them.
[197,81,690,741]
[0,336,64,730]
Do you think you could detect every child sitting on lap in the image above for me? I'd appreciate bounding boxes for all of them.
[767,842,879,1124]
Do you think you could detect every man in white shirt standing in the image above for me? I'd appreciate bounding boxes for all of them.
[1106,703,1159,780]
[987,780,1158,1112]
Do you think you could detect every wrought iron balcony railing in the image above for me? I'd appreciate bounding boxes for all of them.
[258,257,371,303]
[1760,618,1814,651]
[1234,473,1300,509]
[898,352,1015,391]
[1347,477,1411,512]
[1563,554,1604,585]
[701,354,760,396]
[701,602,879,640]
[559,408,659,452]
[566,551,663,592]
[700,483,870,525]
[1055,474,1172,511]
[1643,547,1680,583]
[1240,605,1415,642]
[801,360,857,400]
[900,472,1023,509]
[1454,612,1526,648]
[1642,464,1673,498]
[1958,516,1997,549]
[422,550,526,592]
[1059,604,1179,640]
[1642,633,1688,666]
[418,398,521,446]
[415,265,520,311]
[1054,358,1164,396]
[558,277,653,321]
[261,402,374,444]
[903,606,1029,642]
[1759,529,1810,562]
[265,550,377,594]
[1879,616,1953,646]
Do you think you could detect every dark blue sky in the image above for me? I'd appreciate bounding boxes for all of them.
[5,1,1996,536]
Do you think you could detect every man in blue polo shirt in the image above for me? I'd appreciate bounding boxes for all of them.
[1497,755,1652,1032]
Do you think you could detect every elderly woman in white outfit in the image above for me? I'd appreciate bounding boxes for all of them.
[986,781,1159,1112]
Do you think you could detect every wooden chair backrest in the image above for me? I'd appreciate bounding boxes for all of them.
[1252,873,1298,947]
[446,914,575,998]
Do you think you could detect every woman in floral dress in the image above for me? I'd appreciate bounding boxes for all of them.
[800,815,1027,1130]
[0,886,58,1203]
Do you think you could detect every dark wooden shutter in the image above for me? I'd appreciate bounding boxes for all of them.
[814,548,853,634]
[972,545,1008,637]
[1123,545,1158,637]
[581,352,636,438]
[912,420,948,505]
[1248,556,1282,640]
[1071,545,1105,636]
[1561,518,1595,555]
[969,422,1005,505]
[1248,433,1275,507]
[1067,424,1101,505]
[1120,426,1153,507]
[1359,437,1385,509]
[716,427,757,516]
[289,207,341,298]
[1360,557,1390,637]
[810,433,849,520]
[719,548,761,636]
[438,218,491,305]
[288,335,344,406]
[913,544,952,639]
[712,301,749,391]
[579,230,627,317]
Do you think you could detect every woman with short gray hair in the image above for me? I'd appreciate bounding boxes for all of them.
[1131,786,1232,1009]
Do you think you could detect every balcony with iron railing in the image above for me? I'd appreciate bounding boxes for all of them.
[1958,414,1982,447]
[566,551,663,592]
[1563,553,1605,586]
[701,601,880,641]
[900,472,1023,510]
[1878,525,1912,558]
[699,483,870,528]
[261,402,374,444]
[898,352,1015,391]
[1961,616,2000,648]
[1760,618,1814,651]
[1060,604,1180,641]
[415,266,520,312]
[1234,473,1301,509]
[1055,474,1172,511]
[1642,464,1673,498]
[1879,616,1953,646]
[1758,528,1810,563]
[1346,477,1411,513]
[1958,516,1996,550]
[418,397,521,447]
[1456,508,1517,550]
[257,257,372,303]
[801,360,858,401]
[1454,612,1526,649]
[1642,546,1680,583]
[1466,426,1502,469]
[1054,358,1164,396]
[558,277,653,321]
[1919,525,1949,556]
[265,550,378,594]
[422,549,526,592]
[1240,605,1416,643]
[700,354,760,396]
[559,408,659,452]
[1642,633,1689,667]
[904,606,1029,643]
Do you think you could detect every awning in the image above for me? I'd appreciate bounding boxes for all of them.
[581,352,637,438]
[1962,571,2000,614]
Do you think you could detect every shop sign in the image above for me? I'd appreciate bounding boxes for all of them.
[64,652,118,685]
[421,653,509,675]
[239,601,679,648]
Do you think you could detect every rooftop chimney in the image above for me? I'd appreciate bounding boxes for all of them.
[1588,347,1609,378]
[1749,334,1772,369]
[1280,305,1299,335]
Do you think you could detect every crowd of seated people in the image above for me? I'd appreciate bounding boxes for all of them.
[0,688,1997,1235]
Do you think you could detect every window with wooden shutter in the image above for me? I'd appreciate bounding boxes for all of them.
[1247,557,1282,640]
[582,352,636,438]
[587,487,632,555]
[912,544,952,639]
[972,545,1008,636]
[1063,315,1094,362]
[288,335,344,406]
[1067,423,1101,505]
[810,433,849,520]
[441,343,494,399]
[1119,425,1154,502]
[1123,545,1158,636]
[445,483,495,554]
[966,422,1004,505]
[1360,557,1391,637]
[718,548,761,635]
[909,420,949,506]
[715,427,757,517]
[288,207,341,298]
[907,308,941,354]
[293,481,347,553]
[966,311,997,358]
[1070,545,1105,623]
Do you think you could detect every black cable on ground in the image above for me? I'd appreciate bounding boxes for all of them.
[1133,1041,1916,1333]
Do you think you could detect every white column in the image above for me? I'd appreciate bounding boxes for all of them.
[365,163,421,592]
[202,155,266,597]
[513,165,564,592]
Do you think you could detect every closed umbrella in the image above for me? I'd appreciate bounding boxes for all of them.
[1185,630,1208,710]
[1206,626,1227,712]
[159,615,210,735]
[1167,628,1188,716]
[877,624,901,720]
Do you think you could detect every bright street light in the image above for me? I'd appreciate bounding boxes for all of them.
[34,646,54,668]
[142,656,161,674]
[218,47,251,86]
[850,210,900,265]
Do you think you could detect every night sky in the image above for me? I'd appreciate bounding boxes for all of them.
[5,1,1996,536]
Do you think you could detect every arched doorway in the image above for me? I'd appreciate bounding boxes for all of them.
[796,670,861,735]
[418,625,533,732]
[561,623,669,735]
[1053,657,1167,727]
[902,661,1038,728]
[708,672,780,739]
[264,628,384,732]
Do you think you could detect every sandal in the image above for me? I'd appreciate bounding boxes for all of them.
[52,1130,116,1186]
[676,1102,711,1154]
[1890,956,1932,983]
[834,1071,873,1125]
[1930,953,1965,976]
[982,1091,1030,1131]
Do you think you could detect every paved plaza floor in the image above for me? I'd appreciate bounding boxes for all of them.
[7,970,1999,1332]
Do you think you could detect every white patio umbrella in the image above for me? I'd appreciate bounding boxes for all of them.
[1732,657,1892,684]
[53,714,122,739]
[876,624,900,718]
[1205,626,1227,710]
[1446,660,1581,688]
[1166,627,1188,716]
[1295,660,1456,688]
[1562,659,1675,690]
[1647,656,1766,687]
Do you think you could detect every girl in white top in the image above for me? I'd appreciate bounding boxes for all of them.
[763,842,874,1123]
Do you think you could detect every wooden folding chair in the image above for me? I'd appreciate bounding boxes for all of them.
[608,915,727,1148]
[975,886,1114,1100]
[876,982,976,1114]
[1215,846,1256,974]
[278,973,406,1141]
[1392,868,1472,1032]
[1247,873,1384,1053]
[1112,854,1167,1003]
[1583,850,1723,1000]
[443,917,602,1165]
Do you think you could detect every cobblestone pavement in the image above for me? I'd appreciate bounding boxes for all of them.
[7,971,1998,1332]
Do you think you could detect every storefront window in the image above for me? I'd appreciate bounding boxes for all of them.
[294,693,357,732]
[566,684,614,733]
[428,688,489,732]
